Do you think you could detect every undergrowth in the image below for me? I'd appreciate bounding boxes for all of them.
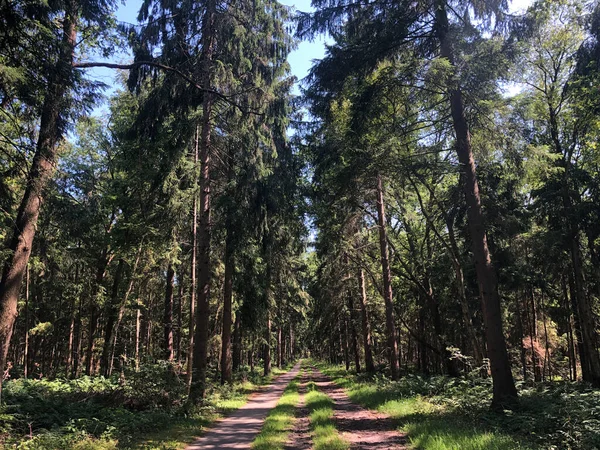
[318,362,600,450]
[0,362,291,449]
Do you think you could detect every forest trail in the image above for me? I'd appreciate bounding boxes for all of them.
[284,367,311,450]
[186,362,302,450]
[313,369,408,449]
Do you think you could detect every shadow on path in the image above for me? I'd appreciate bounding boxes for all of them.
[312,369,407,450]
[186,362,302,450]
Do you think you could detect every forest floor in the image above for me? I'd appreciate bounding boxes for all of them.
[3,361,600,449]
[185,361,302,449]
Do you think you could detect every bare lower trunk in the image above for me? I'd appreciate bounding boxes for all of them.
[164,264,175,361]
[232,314,242,371]
[220,232,233,384]
[135,308,141,371]
[358,269,375,373]
[376,174,400,380]
[264,311,271,376]
[100,258,125,376]
[187,126,199,391]
[0,0,78,400]
[190,0,216,402]
[435,1,517,407]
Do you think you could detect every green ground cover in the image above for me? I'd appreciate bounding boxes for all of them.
[318,363,600,450]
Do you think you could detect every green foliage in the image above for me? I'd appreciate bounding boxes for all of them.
[320,363,600,449]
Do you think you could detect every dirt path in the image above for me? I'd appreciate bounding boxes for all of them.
[186,362,302,450]
[312,369,408,450]
[283,368,311,450]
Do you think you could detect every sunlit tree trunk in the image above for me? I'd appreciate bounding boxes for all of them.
[220,231,234,384]
[434,0,517,407]
[163,264,175,361]
[0,0,78,400]
[191,0,216,402]
[375,174,400,380]
[358,269,375,373]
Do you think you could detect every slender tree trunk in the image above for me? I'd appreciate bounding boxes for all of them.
[109,245,143,375]
[24,264,30,379]
[434,1,517,407]
[164,264,175,361]
[375,174,400,380]
[176,268,184,361]
[277,327,283,368]
[232,314,242,372]
[562,275,577,380]
[86,252,111,375]
[100,258,125,376]
[0,0,78,400]
[264,310,271,376]
[348,292,361,373]
[187,126,199,391]
[220,231,234,384]
[358,269,375,373]
[135,307,141,371]
[191,0,216,402]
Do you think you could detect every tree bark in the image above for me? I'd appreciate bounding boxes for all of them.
[220,230,234,384]
[187,126,199,391]
[264,310,271,376]
[100,258,125,376]
[232,314,242,372]
[191,0,216,402]
[434,1,517,407]
[0,0,78,398]
[375,174,400,380]
[358,269,375,373]
[164,264,175,361]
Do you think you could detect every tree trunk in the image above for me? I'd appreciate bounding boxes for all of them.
[232,314,242,372]
[191,0,216,402]
[347,293,361,373]
[264,311,271,376]
[358,269,375,373]
[24,264,30,379]
[100,258,125,376]
[0,0,78,399]
[375,174,400,380]
[86,251,112,375]
[187,126,199,391]
[571,240,600,385]
[135,307,141,371]
[220,230,234,384]
[164,264,175,361]
[434,1,517,408]
[176,267,184,361]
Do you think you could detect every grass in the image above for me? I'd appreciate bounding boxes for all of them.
[305,380,348,450]
[251,372,302,450]
[1,363,296,450]
[132,366,294,450]
[317,363,531,450]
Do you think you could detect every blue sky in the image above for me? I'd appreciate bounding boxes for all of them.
[89,0,532,105]
[89,0,328,102]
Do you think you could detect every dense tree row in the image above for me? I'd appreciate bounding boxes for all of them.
[0,0,308,404]
[301,0,600,409]
[2,0,600,414]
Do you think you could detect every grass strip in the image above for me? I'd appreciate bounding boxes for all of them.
[316,362,530,450]
[305,380,348,450]
[251,371,302,450]
[134,364,295,450]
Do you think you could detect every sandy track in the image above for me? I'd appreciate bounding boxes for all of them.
[186,362,302,450]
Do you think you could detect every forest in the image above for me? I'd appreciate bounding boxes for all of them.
[1,0,600,448]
